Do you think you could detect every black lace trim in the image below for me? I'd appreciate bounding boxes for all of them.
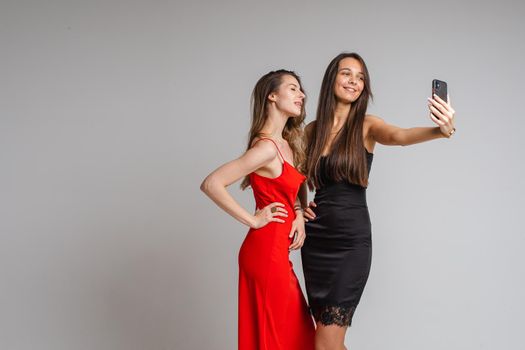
[311,305,356,327]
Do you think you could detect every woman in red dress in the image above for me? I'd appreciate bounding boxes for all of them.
[201,70,315,349]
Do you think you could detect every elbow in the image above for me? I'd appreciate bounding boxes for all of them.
[200,176,213,195]
[200,174,223,197]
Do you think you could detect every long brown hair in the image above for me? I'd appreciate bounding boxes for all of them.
[241,70,306,190]
[306,52,373,189]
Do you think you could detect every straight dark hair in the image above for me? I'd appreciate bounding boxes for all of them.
[306,52,373,189]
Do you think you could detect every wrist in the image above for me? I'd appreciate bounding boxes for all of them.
[293,207,304,221]
[248,215,258,229]
[441,127,456,138]
[293,205,304,214]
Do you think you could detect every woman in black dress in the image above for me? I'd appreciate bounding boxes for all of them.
[300,52,456,349]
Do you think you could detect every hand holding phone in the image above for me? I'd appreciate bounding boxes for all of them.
[429,79,456,137]
[431,79,447,119]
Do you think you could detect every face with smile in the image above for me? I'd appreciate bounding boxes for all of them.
[334,57,365,104]
[268,74,305,117]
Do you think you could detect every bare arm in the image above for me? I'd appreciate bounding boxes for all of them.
[368,117,445,146]
[287,185,307,250]
[300,121,318,221]
[368,94,456,146]
[200,140,288,229]
[296,183,308,210]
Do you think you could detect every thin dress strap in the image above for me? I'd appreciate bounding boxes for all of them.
[252,137,285,164]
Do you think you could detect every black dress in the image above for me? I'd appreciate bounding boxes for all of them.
[302,151,373,327]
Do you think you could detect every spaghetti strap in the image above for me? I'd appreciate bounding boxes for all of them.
[252,138,285,164]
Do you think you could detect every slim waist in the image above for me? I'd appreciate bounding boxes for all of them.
[314,182,367,207]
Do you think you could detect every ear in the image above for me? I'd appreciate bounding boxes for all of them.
[267,93,277,103]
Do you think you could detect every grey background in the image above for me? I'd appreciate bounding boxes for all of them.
[1,0,524,349]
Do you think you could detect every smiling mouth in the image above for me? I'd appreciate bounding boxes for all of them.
[344,87,357,93]
[294,102,303,107]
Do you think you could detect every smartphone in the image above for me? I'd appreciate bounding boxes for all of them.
[431,79,447,119]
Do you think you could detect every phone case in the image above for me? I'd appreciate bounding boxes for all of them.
[432,79,447,102]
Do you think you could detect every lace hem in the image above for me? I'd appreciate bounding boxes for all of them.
[311,305,356,327]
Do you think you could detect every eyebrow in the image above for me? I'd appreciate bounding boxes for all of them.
[288,83,299,88]
[339,68,364,75]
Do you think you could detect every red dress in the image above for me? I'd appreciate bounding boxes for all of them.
[238,138,315,350]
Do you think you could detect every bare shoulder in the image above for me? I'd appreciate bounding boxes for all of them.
[248,138,279,160]
[364,115,385,145]
[304,121,316,141]
[365,114,384,126]
[365,114,386,133]
[305,120,316,131]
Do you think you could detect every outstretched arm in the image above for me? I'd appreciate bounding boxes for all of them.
[200,140,289,229]
[368,94,456,146]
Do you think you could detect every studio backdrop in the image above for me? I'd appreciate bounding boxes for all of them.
[1,0,524,349]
